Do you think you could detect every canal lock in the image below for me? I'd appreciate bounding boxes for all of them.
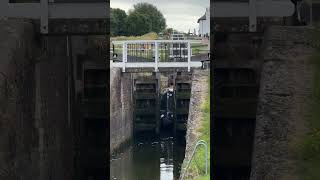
[111,72,192,180]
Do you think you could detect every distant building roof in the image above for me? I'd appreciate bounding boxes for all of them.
[197,14,206,23]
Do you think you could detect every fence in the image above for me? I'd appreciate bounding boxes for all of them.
[111,40,203,72]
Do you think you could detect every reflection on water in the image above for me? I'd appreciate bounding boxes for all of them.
[110,132,185,180]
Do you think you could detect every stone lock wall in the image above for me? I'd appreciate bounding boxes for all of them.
[0,19,76,180]
[110,68,134,154]
[35,56,73,180]
[0,19,39,180]
[0,18,107,179]
[250,26,317,180]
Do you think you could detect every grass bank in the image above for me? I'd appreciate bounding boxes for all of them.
[110,32,158,41]
[297,27,320,180]
[185,77,210,180]
[191,43,209,55]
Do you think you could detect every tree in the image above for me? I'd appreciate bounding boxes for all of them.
[162,28,173,39]
[126,3,166,36]
[110,8,127,36]
[125,11,151,36]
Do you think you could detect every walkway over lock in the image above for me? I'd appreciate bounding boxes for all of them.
[0,0,107,34]
[110,40,208,72]
[212,0,295,32]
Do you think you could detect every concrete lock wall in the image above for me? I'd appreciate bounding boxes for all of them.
[250,26,317,180]
[0,19,75,180]
[35,56,73,180]
[181,70,209,176]
[0,19,40,180]
[110,68,134,154]
[0,18,107,179]
[213,30,263,179]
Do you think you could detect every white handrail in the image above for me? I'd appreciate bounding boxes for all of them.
[111,40,205,72]
[180,139,208,180]
[0,1,107,33]
[112,40,202,44]
[212,0,295,32]
[155,42,159,72]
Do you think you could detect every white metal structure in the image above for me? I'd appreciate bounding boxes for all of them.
[170,31,188,58]
[111,40,202,72]
[171,31,185,40]
[180,140,208,180]
[0,0,108,34]
[212,0,295,32]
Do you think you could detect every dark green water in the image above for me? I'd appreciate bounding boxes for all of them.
[110,132,186,180]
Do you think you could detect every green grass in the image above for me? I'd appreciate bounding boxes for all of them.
[191,44,209,55]
[185,77,210,180]
[111,32,159,41]
[297,25,320,180]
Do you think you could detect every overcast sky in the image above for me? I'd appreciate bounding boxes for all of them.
[110,0,210,33]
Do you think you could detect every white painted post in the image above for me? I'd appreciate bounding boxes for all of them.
[0,1,107,34]
[310,0,313,26]
[155,42,159,72]
[249,0,257,32]
[41,0,49,34]
[188,42,191,72]
[0,1,6,16]
[122,42,127,72]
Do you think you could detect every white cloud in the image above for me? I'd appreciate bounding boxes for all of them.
[110,0,209,33]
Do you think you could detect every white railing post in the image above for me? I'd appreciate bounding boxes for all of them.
[310,0,313,26]
[122,42,127,72]
[249,0,257,32]
[0,1,107,34]
[0,1,6,14]
[110,40,203,71]
[188,42,191,72]
[155,41,159,72]
[40,0,49,34]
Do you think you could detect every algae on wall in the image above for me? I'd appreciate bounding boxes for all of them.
[296,26,320,180]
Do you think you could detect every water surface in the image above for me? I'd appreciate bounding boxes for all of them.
[110,132,186,180]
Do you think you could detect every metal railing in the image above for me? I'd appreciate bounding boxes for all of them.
[180,139,208,180]
[111,40,203,72]
[212,0,295,32]
[0,0,107,33]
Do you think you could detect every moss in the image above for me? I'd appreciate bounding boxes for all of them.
[191,44,209,55]
[297,24,320,180]
[111,32,159,41]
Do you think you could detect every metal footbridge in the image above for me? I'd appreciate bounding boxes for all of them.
[110,40,209,72]
[213,0,297,31]
[0,0,107,34]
